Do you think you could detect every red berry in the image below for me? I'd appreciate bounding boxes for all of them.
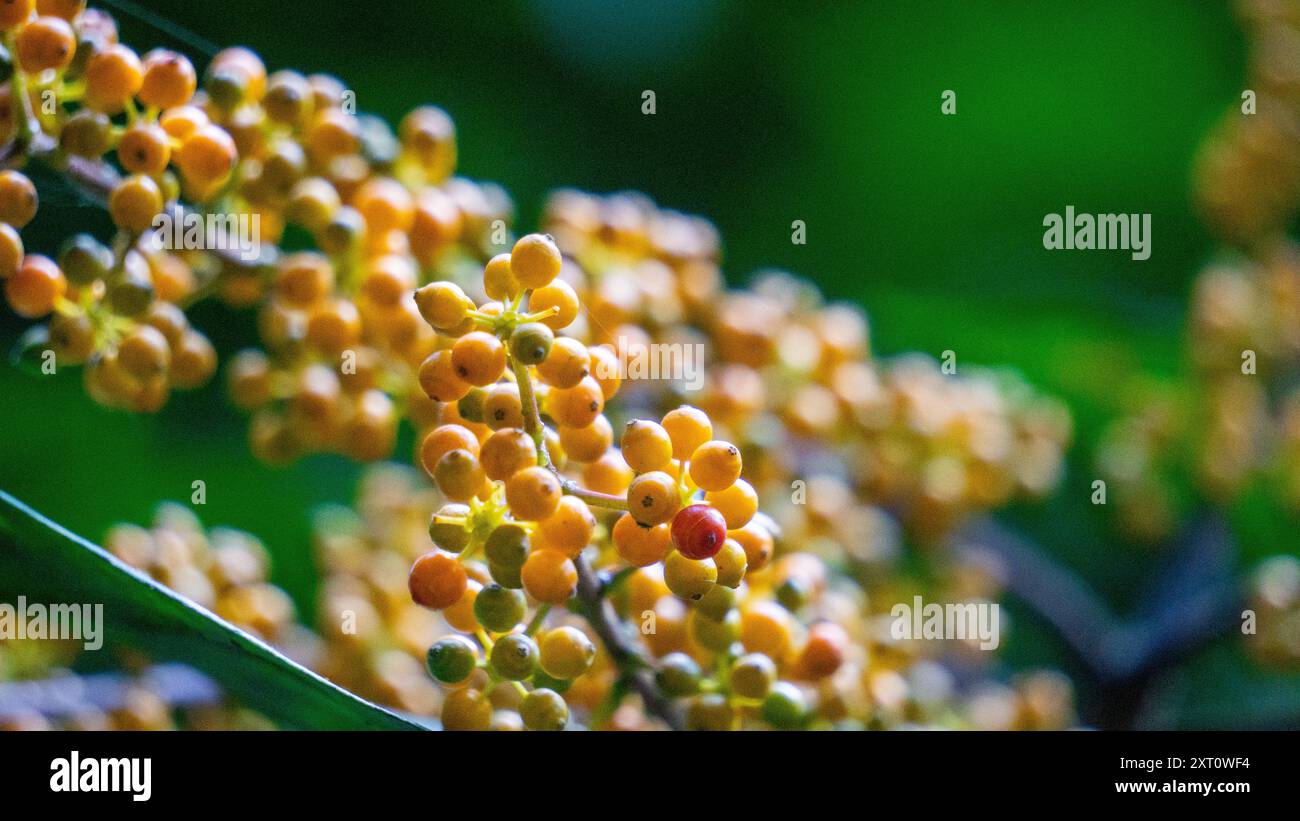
[671,504,727,560]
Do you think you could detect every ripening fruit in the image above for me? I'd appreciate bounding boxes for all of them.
[663,550,717,601]
[489,633,538,680]
[685,694,733,731]
[117,325,171,380]
[528,280,579,331]
[557,414,611,462]
[415,281,473,330]
[537,336,590,388]
[85,44,144,114]
[61,110,113,158]
[176,125,238,187]
[730,653,777,700]
[740,602,794,661]
[690,607,740,652]
[0,0,35,30]
[473,583,526,633]
[482,382,524,429]
[0,224,25,279]
[730,520,774,572]
[520,688,568,731]
[621,420,674,474]
[713,539,748,588]
[485,522,529,569]
[510,233,563,289]
[655,652,703,697]
[627,471,681,526]
[479,428,537,481]
[108,175,164,233]
[671,504,727,560]
[451,331,507,387]
[426,635,478,685]
[794,621,848,680]
[117,124,172,176]
[535,496,595,557]
[418,350,471,403]
[509,321,554,366]
[5,255,66,318]
[16,16,76,73]
[482,253,518,301]
[429,503,471,552]
[434,449,487,502]
[505,465,562,521]
[37,0,83,21]
[696,582,736,621]
[705,479,757,530]
[539,626,595,679]
[0,171,38,228]
[140,49,198,109]
[612,513,672,567]
[661,405,713,461]
[548,376,604,428]
[408,549,468,610]
[521,549,577,603]
[688,441,743,492]
[420,424,480,477]
[441,687,492,731]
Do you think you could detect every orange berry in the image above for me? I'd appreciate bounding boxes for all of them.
[505,465,563,521]
[740,602,794,661]
[420,424,481,477]
[557,414,612,463]
[36,0,83,21]
[5,254,65,317]
[361,254,416,307]
[85,44,144,114]
[510,233,562,289]
[450,331,506,387]
[548,375,604,428]
[794,622,848,680]
[408,549,467,610]
[536,336,590,389]
[0,223,24,279]
[305,108,360,165]
[482,253,518,301]
[582,450,634,496]
[479,427,537,481]
[414,281,473,330]
[117,123,172,176]
[535,496,595,557]
[139,49,197,109]
[0,0,35,32]
[16,15,75,73]
[275,253,334,307]
[443,579,482,633]
[688,440,743,492]
[108,174,163,233]
[418,350,472,403]
[353,176,413,235]
[527,279,579,331]
[434,449,487,503]
[482,382,524,430]
[612,513,672,567]
[620,420,673,474]
[661,405,714,461]
[305,298,362,355]
[705,479,758,530]
[159,105,208,140]
[729,520,774,572]
[587,344,621,399]
[0,170,38,228]
[626,470,681,526]
[521,549,577,604]
[176,125,238,187]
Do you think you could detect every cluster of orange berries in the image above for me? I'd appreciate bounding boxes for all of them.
[0,1,228,409]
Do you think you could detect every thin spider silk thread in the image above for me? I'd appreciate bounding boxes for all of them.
[97,0,221,59]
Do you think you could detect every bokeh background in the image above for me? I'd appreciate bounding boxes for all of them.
[4,0,1295,726]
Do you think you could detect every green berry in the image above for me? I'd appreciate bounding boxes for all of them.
[655,652,702,697]
[428,503,471,553]
[761,682,807,729]
[485,522,529,568]
[488,559,523,589]
[509,322,554,366]
[690,607,740,653]
[458,388,487,424]
[776,577,809,611]
[519,688,568,731]
[489,633,538,680]
[59,234,112,287]
[729,653,776,700]
[685,693,733,731]
[473,583,527,633]
[696,583,735,621]
[426,636,477,685]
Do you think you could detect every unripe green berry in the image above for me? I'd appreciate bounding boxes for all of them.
[485,522,529,568]
[426,636,477,685]
[429,503,471,553]
[488,560,523,589]
[489,633,538,680]
[729,653,776,700]
[473,583,526,633]
[685,693,733,731]
[761,682,807,729]
[655,652,702,697]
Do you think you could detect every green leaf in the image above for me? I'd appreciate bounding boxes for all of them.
[0,490,424,731]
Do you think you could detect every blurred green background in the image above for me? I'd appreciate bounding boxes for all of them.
[5,0,1293,725]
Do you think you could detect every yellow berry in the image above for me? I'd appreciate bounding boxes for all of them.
[688,440,743,492]
[626,470,681,526]
[662,405,713,461]
[510,233,562,289]
[521,549,577,604]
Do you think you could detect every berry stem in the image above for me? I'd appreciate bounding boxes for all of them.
[574,553,684,730]
[523,603,551,636]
